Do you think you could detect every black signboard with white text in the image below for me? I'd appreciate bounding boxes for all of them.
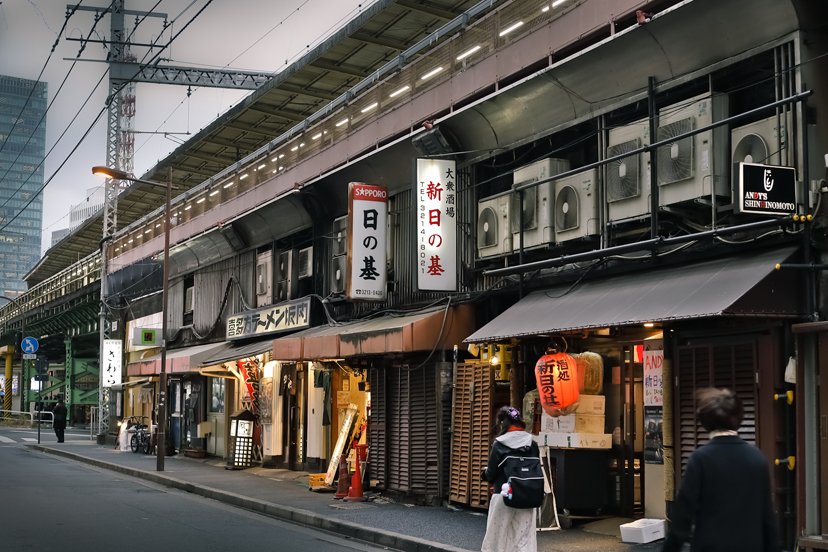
[733,162,797,216]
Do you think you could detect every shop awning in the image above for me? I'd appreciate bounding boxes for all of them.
[110,377,152,391]
[201,337,275,366]
[273,303,475,360]
[126,342,231,376]
[466,246,803,343]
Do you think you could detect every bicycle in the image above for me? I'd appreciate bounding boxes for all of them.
[127,416,153,454]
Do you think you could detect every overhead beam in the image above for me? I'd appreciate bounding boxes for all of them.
[170,163,220,177]
[310,60,370,79]
[247,104,307,122]
[107,61,274,91]
[182,150,236,164]
[396,0,456,20]
[222,122,280,137]
[277,83,339,101]
[199,136,258,149]
[350,32,408,51]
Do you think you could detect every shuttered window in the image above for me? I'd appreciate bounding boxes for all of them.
[676,341,758,474]
[369,367,386,488]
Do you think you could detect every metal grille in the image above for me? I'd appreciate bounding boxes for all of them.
[388,367,410,492]
[369,367,386,488]
[676,341,758,474]
[193,252,255,336]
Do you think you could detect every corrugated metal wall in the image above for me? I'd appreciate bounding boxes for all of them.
[166,279,184,341]
[193,251,256,337]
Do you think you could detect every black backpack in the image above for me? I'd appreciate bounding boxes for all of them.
[498,446,545,509]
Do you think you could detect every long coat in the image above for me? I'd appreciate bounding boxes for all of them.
[52,404,67,430]
[662,435,778,552]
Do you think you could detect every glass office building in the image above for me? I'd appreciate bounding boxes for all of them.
[0,75,46,298]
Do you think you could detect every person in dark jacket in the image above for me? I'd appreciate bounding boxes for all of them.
[480,406,538,552]
[662,388,778,552]
[52,400,67,443]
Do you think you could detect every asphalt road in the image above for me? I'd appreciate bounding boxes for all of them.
[0,427,388,552]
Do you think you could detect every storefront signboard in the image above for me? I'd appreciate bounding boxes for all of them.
[643,349,664,464]
[733,162,796,216]
[226,297,311,340]
[12,374,18,395]
[132,327,161,347]
[643,350,663,406]
[102,339,122,388]
[415,159,457,291]
[347,183,387,301]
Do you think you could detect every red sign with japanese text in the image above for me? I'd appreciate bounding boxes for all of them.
[416,159,457,291]
[347,183,387,301]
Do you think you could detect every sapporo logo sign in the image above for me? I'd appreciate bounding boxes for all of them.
[347,183,387,301]
[734,162,796,216]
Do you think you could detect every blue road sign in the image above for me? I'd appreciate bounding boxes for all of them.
[21,337,38,354]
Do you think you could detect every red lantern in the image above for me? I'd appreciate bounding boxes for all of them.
[535,352,580,415]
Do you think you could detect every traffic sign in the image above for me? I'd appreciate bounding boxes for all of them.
[34,374,49,382]
[22,353,36,360]
[35,356,48,375]
[21,337,38,354]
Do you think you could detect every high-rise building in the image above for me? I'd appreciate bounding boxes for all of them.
[69,187,105,229]
[50,228,70,247]
[0,75,46,298]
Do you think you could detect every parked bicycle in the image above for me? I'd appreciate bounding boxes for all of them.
[126,416,153,454]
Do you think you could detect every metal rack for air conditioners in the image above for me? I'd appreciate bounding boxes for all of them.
[606,119,651,221]
[275,249,298,303]
[554,168,600,242]
[256,251,273,307]
[330,215,348,294]
[656,93,729,206]
[510,158,570,250]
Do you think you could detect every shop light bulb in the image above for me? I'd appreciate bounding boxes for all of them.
[644,323,655,328]
[490,356,499,365]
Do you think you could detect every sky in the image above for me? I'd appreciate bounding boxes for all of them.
[0,0,371,254]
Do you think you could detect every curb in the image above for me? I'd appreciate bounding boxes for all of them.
[27,445,472,552]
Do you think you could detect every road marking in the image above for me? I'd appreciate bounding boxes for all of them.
[21,438,38,442]
[0,435,14,443]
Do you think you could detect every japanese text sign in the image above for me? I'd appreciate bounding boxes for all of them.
[733,163,796,216]
[416,159,457,291]
[347,183,387,301]
[226,297,311,340]
[102,339,122,388]
[643,350,663,406]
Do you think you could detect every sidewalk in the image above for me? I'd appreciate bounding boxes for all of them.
[26,441,664,552]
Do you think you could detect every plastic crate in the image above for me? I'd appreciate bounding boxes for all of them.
[308,473,327,488]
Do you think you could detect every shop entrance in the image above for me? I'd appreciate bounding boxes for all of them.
[284,363,306,471]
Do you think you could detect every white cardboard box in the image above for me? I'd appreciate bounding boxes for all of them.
[541,412,605,434]
[620,519,666,544]
[575,394,606,415]
[545,432,612,449]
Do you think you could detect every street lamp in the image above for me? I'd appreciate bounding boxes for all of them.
[93,165,172,472]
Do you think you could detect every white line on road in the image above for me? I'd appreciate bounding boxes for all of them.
[21,438,38,442]
[0,436,14,443]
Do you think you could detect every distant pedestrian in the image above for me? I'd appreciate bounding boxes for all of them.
[662,388,778,552]
[53,400,67,443]
[480,406,538,552]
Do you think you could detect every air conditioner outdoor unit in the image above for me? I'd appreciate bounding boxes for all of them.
[657,93,729,206]
[256,251,273,307]
[330,254,347,294]
[332,215,348,257]
[184,286,194,314]
[607,119,651,221]
[731,115,788,167]
[555,169,600,242]
[297,246,313,279]
[477,193,512,259]
[510,158,570,249]
[274,250,296,303]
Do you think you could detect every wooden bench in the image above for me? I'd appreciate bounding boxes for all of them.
[800,536,828,551]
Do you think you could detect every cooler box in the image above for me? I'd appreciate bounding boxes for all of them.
[620,519,666,543]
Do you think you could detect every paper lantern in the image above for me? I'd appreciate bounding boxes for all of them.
[535,353,580,414]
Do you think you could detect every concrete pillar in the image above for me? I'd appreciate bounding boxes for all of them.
[65,339,73,425]
[2,346,13,417]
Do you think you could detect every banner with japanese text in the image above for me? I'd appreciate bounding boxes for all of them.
[416,159,457,291]
[347,183,387,301]
[226,297,311,340]
[102,339,122,388]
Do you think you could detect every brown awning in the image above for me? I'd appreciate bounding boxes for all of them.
[273,303,475,360]
[126,342,231,376]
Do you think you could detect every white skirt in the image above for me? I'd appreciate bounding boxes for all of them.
[481,494,537,552]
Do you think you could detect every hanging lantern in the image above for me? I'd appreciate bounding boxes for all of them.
[535,351,580,415]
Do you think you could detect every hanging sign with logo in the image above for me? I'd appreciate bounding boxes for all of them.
[347,183,387,301]
[132,327,161,347]
[226,297,311,340]
[733,162,797,216]
[102,339,122,388]
[416,159,457,291]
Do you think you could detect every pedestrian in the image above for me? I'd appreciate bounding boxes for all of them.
[53,400,67,443]
[662,388,778,552]
[480,406,538,552]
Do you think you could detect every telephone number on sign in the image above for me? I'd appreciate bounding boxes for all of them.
[354,289,384,297]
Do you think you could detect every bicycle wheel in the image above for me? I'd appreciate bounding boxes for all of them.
[130,433,139,453]
[142,434,152,455]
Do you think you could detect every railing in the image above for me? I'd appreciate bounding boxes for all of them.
[108,0,579,258]
[0,409,55,424]
[90,406,99,441]
[0,250,101,325]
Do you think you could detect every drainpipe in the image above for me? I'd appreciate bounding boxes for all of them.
[662,329,674,519]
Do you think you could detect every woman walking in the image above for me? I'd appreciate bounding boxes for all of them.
[480,406,538,552]
[662,388,778,552]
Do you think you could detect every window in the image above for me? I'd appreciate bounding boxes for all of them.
[210,378,225,413]
[183,275,194,326]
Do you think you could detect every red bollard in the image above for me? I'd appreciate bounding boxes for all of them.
[334,453,350,500]
[344,444,368,502]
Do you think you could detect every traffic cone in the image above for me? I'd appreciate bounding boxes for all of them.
[343,445,368,502]
[334,453,350,499]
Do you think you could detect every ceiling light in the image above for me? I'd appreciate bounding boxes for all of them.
[490,356,499,366]
[197,198,205,203]
[421,67,443,80]
[209,190,219,196]
[644,323,655,327]
[279,154,284,158]
[279,166,284,170]
[239,173,249,180]
[499,21,524,36]
[552,0,565,6]
[272,169,278,173]
[389,85,410,98]
[271,157,278,163]
[144,229,151,234]
[335,118,348,127]
[223,182,234,188]
[300,143,305,147]
[361,102,378,113]
[456,45,481,60]
[291,146,299,151]
[312,133,322,140]
[185,205,192,210]
[128,239,133,244]
[258,164,266,170]
[542,5,549,12]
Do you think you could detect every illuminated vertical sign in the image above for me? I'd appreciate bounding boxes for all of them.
[416,159,457,291]
[102,339,122,387]
[347,183,388,301]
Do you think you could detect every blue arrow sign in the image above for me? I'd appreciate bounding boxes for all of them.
[21,337,39,354]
